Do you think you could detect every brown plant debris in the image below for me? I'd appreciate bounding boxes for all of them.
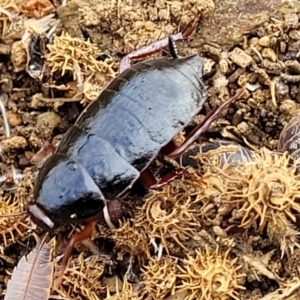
[45,31,118,105]
[134,182,202,255]
[0,171,33,246]
[195,148,300,242]
[53,253,106,300]
[139,256,178,299]
[97,220,151,259]
[176,246,245,300]
[104,276,140,300]
[233,150,300,232]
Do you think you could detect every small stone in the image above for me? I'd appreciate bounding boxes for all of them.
[261,48,277,62]
[237,122,249,134]
[36,112,61,136]
[229,48,252,68]
[10,41,27,73]
[7,111,22,126]
[258,36,271,47]
[2,136,28,151]
[30,93,44,109]
[279,100,296,114]
[144,21,155,31]
[284,13,299,29]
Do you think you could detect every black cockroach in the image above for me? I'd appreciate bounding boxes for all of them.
[5,16,244,271]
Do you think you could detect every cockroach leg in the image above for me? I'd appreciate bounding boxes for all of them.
[167,88,245,158]
[160,140,177,156]
[119,13,201,73]
[139,167,186,189]
[93,199,126,229]
[139,168,157,188]
[31,143,56,168]
[60,219,94,275]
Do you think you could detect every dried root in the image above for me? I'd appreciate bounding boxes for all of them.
[45,31,118,105]
[139,257,178,299]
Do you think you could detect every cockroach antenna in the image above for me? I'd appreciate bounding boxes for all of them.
[168,36,178,59]
[0,211,28,217]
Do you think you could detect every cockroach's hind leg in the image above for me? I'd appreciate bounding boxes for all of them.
[167,88,245,158]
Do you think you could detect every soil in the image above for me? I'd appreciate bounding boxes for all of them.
[1,0,300,299]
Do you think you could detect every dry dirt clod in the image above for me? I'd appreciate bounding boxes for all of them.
[10,41,27,73]
[6,111,22,127]
[36,112,61,137]
[229,47,253,68]
[3,1,300,299]
[1,136,28,151]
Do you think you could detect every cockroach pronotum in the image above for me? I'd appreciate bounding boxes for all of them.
[1,15,245,274]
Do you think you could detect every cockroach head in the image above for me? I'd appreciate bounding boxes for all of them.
[32,153,105,226]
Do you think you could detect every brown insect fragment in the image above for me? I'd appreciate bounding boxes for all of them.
[4,239,53,300]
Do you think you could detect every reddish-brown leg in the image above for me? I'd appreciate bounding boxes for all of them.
[30,143,56,167]
[119,14,201,73]
[165,88,245,158]
[139,167,186,189]
[160,140,177,156]
[139,89,244,189]
[139,168,157,188]
[60,219,94,275]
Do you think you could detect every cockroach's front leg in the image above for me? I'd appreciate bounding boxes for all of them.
[119,14,201,73]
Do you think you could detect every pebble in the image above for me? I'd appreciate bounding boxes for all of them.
[10,41,27,73]
[36,112,61,136]
[2,136,28,151]
[7,111,22,126]
[229,48,253,68]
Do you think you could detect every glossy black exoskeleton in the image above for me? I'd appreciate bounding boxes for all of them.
[30,51,207,226]
[26,16,244,268]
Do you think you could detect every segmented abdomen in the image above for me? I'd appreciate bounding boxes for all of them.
[58,54,206,199]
